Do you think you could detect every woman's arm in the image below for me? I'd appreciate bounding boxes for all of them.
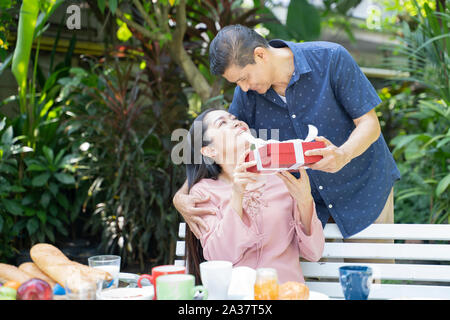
[291,200,325,262]
[191,185,260,264]
[277,168,325,261]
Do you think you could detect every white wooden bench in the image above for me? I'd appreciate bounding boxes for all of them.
[174,222,450,300]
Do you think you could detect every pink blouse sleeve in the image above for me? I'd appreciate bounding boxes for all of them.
[290,200,325,262]
[189,184,262,264]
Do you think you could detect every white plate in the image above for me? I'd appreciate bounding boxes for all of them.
[308,291,329,300]
[119,272,139,281]
[98,287,154,300]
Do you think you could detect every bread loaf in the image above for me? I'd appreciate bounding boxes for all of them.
[278,281,310,300]
[0,263,32,284]
[18,262,57,287]
[30,243,113,288]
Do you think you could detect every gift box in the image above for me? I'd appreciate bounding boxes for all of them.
[245,140,325,173]
[243,124,326,174]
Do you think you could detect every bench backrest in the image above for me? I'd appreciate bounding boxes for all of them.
[175,222,450,300]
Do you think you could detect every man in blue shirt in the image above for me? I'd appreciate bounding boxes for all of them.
[173,24,400,239]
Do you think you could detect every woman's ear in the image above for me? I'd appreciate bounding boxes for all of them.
[201,146,217,160]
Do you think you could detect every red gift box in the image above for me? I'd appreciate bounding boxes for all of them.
[245,141,325,173]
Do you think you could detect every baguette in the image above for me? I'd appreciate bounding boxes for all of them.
[30,243,113,288]
[18,262,57,287]
[0,263,32,284]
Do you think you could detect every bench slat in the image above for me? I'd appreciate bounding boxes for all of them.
[324,223,450,241]
[176,240,185,257]
[306,281,450,300]
[174,260,186,267]
[322,242,450,261]
[302,262,450,282]
[179,222,186,238]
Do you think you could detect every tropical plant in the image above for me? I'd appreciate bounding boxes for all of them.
[0,0,92,260]
[383,0,449,224]
[0,117,32,260]
[58,59,184,270]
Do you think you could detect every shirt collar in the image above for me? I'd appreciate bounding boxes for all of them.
[268,39,312,83]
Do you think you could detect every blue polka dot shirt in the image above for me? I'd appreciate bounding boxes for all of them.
[228,39,401,238]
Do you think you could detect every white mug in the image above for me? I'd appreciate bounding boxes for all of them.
[200,260,232,300]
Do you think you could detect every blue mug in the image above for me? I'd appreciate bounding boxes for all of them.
[339,266,373,300]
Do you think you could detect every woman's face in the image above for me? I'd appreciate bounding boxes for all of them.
[201,110,251,165]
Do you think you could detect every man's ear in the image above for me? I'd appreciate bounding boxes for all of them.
[253,46,267,62]
[201,146,217,159]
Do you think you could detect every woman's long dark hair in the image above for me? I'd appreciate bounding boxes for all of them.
[185,108,222,284]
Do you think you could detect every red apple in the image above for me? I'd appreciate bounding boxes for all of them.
[17,278,53,300]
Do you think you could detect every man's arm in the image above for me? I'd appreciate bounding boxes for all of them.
[305,109,381,173]
[173,179,216,238]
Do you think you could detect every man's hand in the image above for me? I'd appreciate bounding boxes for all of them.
[173,191,216,239]
[304,136,351,173]
[304,109,381,174]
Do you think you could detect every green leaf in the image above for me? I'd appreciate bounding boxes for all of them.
[0,214,4,232]
[32,172,51,187]
[109,0,118,14]
[26,218,39,235]
[42,145,54,163]
[40,191,51,208]
[57,193,69,210]
[54,172,75,184]
[11,0,40,109]
[45,227,55,242]
[285,0,321,41]
[22,194,35,206]
[36,210,46,224]
[436,174,450,197]
[1,199,23,215]
[49,182,59,196]
[1,126,13,144]
[117,22,132,42]
[26,163,48,172]
[97,0,106,14]
[391,134,420,150]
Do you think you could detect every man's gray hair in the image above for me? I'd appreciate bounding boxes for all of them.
[209,24,269,76]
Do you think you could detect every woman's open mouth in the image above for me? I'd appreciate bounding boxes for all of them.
[238,126,249,134]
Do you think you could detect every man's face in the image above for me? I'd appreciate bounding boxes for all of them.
[222,53,272,94]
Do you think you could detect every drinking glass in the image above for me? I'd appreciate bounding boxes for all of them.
[65,273,96,300]
[88,255,121,288]
[254,268,279,300]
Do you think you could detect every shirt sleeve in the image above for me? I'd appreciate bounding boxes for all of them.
[189,183,261,264]
[330,44,382,119]
[290,200,325,262]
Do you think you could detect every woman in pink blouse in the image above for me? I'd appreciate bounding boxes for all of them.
[184,108,324,284]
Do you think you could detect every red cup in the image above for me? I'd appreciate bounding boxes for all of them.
[137,265,186,299]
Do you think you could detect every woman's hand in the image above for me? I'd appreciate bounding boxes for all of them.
[276,167,313,202]
[276,168,314,234]
[232,150,260,194]
[230,150,260,218]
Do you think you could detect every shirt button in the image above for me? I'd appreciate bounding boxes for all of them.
[319,186,323,190]
[291,114,296,119]
[328,204,333,209]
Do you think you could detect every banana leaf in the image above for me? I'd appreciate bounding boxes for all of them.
[11,0,39,113]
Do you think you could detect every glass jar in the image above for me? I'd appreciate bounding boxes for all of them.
[254,268,279,300]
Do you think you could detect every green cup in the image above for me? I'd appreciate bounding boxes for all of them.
[156,274,208,300]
